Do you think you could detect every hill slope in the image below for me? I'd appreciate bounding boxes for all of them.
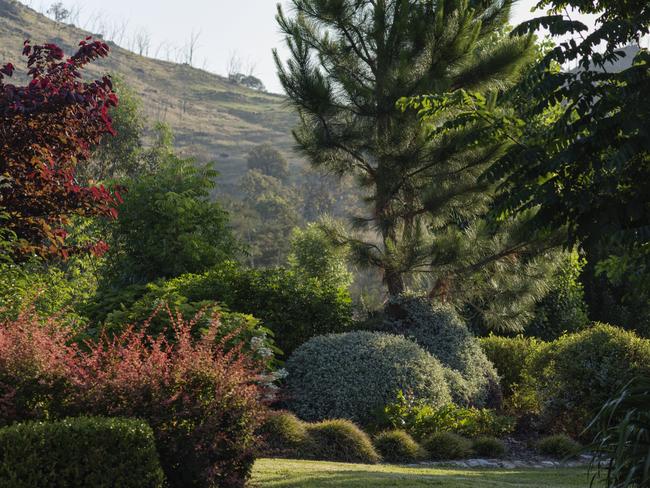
[0,0,299,188]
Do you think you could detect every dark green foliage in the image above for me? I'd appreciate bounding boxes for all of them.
[413,1,650,332]
[82,77,145,181]
[103,151,239,286]
[381,392,515,441]
[304,420,381,464]
[527,252,589,340]
[373,430,425,463]
[536,435,581,460]
[423,432,474,460]
[275,0,555,332]
[381,296,500,407]
[472,437,506,458]
[86,261,352,356]
[286,331,451,425]
[0,417,164,488]
[530,324,650,435]
[479,335,543,407]
[247,144,290,181]
[590,378,650,488]
[259,411,310,457]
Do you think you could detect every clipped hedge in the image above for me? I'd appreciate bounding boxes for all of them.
[84,261,354,355]
[305,420,380,464]
[535,435,581,459]
[0,417,164,488]
[530,324,650,434]
[286,331,451,425]
[381,295,499,407]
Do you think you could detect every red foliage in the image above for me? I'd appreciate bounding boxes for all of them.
[0,308,269,488]
[0,39,121,260]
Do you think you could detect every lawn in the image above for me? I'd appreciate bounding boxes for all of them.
[250,458,599,487]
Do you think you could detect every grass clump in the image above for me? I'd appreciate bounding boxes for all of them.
[305,419,381,464]
[471,437,506,458]
[373,430,425,463]
[536,435,582,459]
[259,411,309,457]
[422,432,473,460]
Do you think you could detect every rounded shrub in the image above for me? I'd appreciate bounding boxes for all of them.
[423,432,473,460]
[0,417,164,488]
[471,437,506,458]
[381,295,499,407]
[305,419,381,464]
[286,331,452,425]
[535,435,581,459]
[529,323,650,434]
[259,411,309,457]
[373,430,425,463]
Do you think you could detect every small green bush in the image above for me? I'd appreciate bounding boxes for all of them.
[259,411,309,457]
[381,392,515,441]
[305,420,381,464]
[286,331,451,425]
[535,435,581,459]
[86,261,354,355]
[381,295,500,407]
[479,335,543,414]
[471,437,506,458]
[529,323,650,434]
[527,252,589,341]
[423,432,473,460]
[373,430,425,463]
[0,417,164,488]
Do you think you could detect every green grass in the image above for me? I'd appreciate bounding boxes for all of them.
[250,458,600,488]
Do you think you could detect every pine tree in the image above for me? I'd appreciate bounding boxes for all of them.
[275,0,557,328]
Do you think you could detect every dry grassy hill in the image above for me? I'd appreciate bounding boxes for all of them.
[0,0,300,189]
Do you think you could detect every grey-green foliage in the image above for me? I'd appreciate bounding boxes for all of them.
[381,294,499,407]
[286,331,451,425]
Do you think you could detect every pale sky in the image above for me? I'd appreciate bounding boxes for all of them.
[19,0,597,93]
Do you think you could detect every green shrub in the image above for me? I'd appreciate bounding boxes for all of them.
[0,257,97,325]
[0,417,164,488]
[535,435,581,459]
[423,432,473,460]
[479,335,543,397]
[471,437,506,458]
[286,331,451,425]
[480,335,543,414]
[527,252,589,341]
[529,324,650,434]
[85,261,354,355]
[259,411,309,457]
[381,392,515,441]
[304,419,380,464]
[381,295,499,407]
[373,430,425,463]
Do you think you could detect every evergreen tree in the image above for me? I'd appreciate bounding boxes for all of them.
[275,0,556,328]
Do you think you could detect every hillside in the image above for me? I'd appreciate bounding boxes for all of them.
[0,0,300,189]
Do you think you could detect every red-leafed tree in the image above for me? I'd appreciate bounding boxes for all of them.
[0,38,121,261]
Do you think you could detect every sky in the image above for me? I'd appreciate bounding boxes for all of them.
[19,0,598,94]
